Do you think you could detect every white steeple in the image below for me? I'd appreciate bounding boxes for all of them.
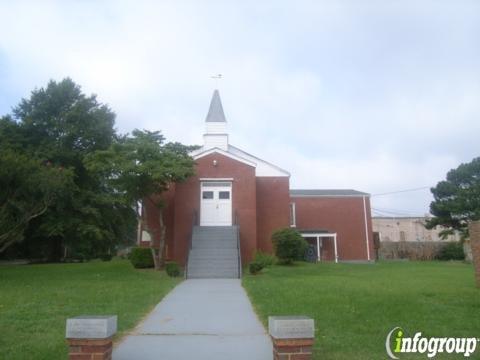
[204,89,228,150]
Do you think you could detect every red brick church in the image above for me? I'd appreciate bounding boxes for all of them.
[140,90,373,277]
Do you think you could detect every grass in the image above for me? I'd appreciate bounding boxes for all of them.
[243,261,480,359]
[0,259,180,359]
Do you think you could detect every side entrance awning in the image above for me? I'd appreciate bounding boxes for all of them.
[298,229,338,263]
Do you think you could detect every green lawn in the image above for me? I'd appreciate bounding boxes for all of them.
[243,261,480,360]
[0,259,180,359]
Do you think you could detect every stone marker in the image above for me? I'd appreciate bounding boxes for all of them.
[66,315,117,360]
[269,316,315,360]
[469,221,480,288]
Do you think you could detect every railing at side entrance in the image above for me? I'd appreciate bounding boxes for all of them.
[185,210,198,279]
[234,211,242,279]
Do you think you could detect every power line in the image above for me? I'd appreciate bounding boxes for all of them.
[372,209,424,217]
[374,206,422,214]
[371,186,431,197]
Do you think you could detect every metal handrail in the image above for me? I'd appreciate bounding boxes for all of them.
[185,210,198,279]
[235,211,242,278]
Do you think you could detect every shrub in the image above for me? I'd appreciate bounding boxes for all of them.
[254,251,277,267]
[437,242,464,261]
[129,247,154,268]
[249,261,264,275]
[99,253,113,262]
[166,261,181,277]
[272,228,308,265]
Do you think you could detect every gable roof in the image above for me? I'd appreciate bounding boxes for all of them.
[205,89,226,123]
[290,189,370,197]
[228,145,290,177]
[192,147,256,167]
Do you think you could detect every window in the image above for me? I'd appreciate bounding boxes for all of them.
[289,202,296,227]
[219,191,230,199]
[202,191,214,199]
[141,230,151,242]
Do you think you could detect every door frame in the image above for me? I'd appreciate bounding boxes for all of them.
[199,180,233,226]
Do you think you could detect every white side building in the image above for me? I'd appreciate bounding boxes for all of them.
[373,217,461,242]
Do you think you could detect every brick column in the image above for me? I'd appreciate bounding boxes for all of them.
[66,315,117,360]
[271,337,314,359]
[67,338,113,360]
[269,316,315,360]
[469,221,480,288]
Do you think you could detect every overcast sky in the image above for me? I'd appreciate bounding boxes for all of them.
[1,0,479,216]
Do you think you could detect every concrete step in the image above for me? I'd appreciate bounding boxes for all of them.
[188,257,238,266]
[187,270,239,279]
[193,225,238,231]
[188,248,238,257]
[187,268,238,276]
[188,259,238,269]
[192,235,237,241]
[192,240,237,249]
[187,225,240,279]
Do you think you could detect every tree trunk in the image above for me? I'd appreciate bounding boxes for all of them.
[141,199,165,271]
[157,208,167,269]
[150,247,161,270]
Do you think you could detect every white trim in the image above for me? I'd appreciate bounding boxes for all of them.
[193,147,257,167]
[290,194,370,198]
[203,132,228,136]
[317,236,320,261]
[300,232,336,238]
[289,202,296,227]
[363,195,371,261]
[199,178,234,181]
[333,233,338,263]
[228,145,290,176]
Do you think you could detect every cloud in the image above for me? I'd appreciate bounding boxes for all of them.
[0,0,479,214]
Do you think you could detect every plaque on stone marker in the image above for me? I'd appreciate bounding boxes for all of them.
[268,316,314,339]
[66,315,117,339]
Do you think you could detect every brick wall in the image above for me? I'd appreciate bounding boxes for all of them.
[256,177,290,253]
[469,221,480,288]
[292,196,374,261]
[172,152,258,264]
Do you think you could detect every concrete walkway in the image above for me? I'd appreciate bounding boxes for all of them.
[113,279,272,360]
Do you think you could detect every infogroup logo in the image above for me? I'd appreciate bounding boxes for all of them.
[385,327,479,359]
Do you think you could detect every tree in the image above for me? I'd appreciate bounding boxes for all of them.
[0,150,73,253]
[86,129,196,269]
[0,79,136,260]
[426,157,480,239]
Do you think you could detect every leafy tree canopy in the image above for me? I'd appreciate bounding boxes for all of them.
[426,157,480,239]
[86,129,197,268]
[0,150,74,252]
[0,79,135,260]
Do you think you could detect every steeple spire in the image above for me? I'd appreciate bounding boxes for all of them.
[203,89,228,151]
[205,89,226,123]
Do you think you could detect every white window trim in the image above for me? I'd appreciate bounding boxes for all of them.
[199,178,234,181]
[290,202,296,228]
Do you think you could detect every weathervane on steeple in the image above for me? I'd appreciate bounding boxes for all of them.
[210,74,223,88]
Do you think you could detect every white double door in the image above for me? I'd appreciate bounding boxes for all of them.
[200,182,232,226]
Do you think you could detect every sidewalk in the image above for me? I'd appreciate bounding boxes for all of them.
[113,279,272,359]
